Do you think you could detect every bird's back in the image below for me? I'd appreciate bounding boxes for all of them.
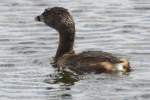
[57,51,121,74]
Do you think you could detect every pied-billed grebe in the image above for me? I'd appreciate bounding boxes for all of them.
[35,7,131,74]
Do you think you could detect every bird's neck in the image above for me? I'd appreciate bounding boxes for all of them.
[55,30,75,61]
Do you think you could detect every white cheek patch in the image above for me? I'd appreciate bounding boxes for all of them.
[114,64,124,71]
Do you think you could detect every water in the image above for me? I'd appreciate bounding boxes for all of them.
[0,0,150,100]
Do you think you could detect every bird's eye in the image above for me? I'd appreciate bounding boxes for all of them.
[45,8,51,12]
[45,8,49,11]
[45,9,48,12]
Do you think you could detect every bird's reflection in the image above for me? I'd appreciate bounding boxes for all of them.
[45,69,80,85]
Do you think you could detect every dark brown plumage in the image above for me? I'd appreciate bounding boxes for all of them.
[35,7,131,74]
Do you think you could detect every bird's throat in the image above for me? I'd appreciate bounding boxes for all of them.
[55,31,75,61]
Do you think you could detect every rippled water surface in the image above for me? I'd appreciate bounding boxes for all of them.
[0,0,150,100]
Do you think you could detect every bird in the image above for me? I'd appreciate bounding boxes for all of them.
[35,7,131,74]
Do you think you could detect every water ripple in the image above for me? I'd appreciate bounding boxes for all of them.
[0,0,150,100]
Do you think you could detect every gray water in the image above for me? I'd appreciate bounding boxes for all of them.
[0,0,150,100]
